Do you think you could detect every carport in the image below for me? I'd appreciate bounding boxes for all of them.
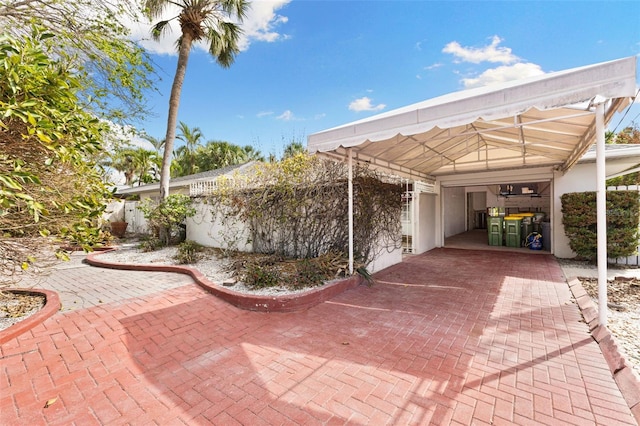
[308,56,638,326]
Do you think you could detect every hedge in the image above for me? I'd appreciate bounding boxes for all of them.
[561,190,640,261]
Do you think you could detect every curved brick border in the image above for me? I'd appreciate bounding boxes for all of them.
[0,288,60,345]
[86,249,364,313]
[567,276,640,423]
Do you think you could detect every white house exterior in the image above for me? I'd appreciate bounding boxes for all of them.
[308,57,639,324]
[113,162,258,234]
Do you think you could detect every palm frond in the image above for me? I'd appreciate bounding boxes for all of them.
[151,20,173,41]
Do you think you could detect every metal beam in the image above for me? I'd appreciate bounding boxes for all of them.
[595,101,608,326]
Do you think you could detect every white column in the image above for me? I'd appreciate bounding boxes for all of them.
[595,102,608,326]
[348,149,354,275]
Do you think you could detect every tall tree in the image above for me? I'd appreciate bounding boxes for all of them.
[174,121,204,176]
[107,146,160,186]
[613,123,640,145]
[145,0,249,199]
[0,0,155,124]
[242,145,264,162]
[0,29,113,274]
[606,123,640,186]
[141,134,166,154]
[282,141,305,160]
[191,140,247,173]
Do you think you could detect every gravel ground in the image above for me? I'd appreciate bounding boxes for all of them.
[0,292,45,331]
[96,244,313,296]
[557,259,640,378]
[579,277,640,378]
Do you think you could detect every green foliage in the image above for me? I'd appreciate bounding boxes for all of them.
[64,223,114,251]
[561,191,640,261]
[0,0,156,124]
[606,123,640,186]
[294,258,326,288]
[139,235,163,252]
[356,266,374,287]
[107,145,160,186]
[171,129,262,178]
[236,252,350,290]
[244,263,280,289]
[207,153,402,268]
[174,240,202,264]
[138,194,196,246]
[144,0,249,199]
[0,29,112,269]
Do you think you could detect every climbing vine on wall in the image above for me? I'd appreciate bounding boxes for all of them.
[204,153,402,266]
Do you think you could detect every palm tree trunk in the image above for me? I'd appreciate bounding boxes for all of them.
[160,33,194,200]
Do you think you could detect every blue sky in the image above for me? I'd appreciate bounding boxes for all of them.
[131,1,640,158]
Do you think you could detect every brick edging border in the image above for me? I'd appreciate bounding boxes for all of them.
[566,276,640,423]
[86,249,364,313]
[0,288,60,345]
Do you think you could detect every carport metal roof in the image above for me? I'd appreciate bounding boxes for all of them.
[308,57,638,180]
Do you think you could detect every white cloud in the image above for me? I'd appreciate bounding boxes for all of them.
[461,62,545,88]
[443,35,519,64]
[127,0,291,55]
[257,111,274,118]
[441,35,546,89]
[349,97,386,112]
[277,110,295,121]
[237,0,292,51]
[425,62,443,71]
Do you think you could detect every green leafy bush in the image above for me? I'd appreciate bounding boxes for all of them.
[294,258,325,289]
[139,235,162,252]
[138,194,195,246]
[244,263,280,289]
[174,240,202,264]
[561,191,640,261]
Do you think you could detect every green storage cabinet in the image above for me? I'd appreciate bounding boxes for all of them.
[487,217,503,246]
[504,216,522,248]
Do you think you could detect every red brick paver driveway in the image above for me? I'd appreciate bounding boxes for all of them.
[1,249,636,425]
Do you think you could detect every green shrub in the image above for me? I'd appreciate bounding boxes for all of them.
[561,190,640,261]
[244,263,280,289]
[139,235,162,252]
[294,258,325,289]
[138,194,195,246]
[174,240,202,264]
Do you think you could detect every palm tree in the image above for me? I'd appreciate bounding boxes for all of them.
[282,141,305,160]
[141,133,166,153]
[108,147,160,186]
[175,121,204,176]
[132,148,161,185]
[145,0,248,199]
[242,145,264,161]
[192,140,248,172]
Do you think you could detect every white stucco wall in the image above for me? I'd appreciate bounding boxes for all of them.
[104,200,125,223]
[442,186,466,237]
[368,244,403,273]
[186,201,253,252]
[415,193,437,254]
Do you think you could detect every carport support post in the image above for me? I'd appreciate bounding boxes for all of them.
[595,101,608,327]
[348,148,354,275]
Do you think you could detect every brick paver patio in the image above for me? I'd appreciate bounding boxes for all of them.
[1,248,636,425]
